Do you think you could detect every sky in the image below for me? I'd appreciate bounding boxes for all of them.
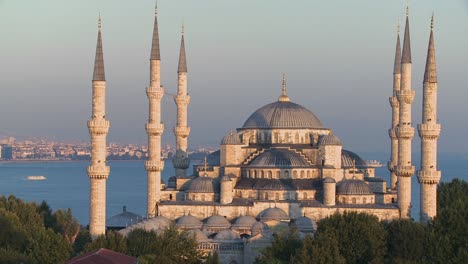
[0,0,467,155]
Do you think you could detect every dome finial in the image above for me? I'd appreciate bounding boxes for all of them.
[203,156,208,176]
[406,0,409,17]
[98,13,102,31]
[155,0,158,15]
[352,160,357,179]
[278,73,290,102]
[431,13,434,31]
[397,17,400,34]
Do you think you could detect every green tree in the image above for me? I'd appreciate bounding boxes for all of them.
[384,219,426,263]
[317,212,387,264]
[152,226,202,264]
[126,228,159,257]
[255,228,304,264]
[53,208,80,244]
[84,231,128,254]
[293,233,345,264]
[73,229,92,255]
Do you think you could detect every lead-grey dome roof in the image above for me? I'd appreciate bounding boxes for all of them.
[176,215,202,229]
[232,215,257,229]
[318,134,342,146]
[248,149,310,168]
[203,215,231,229]
[186,229,209,242]
[337,178,372,195]
[258,207,289,222]
[185,176,218,193]
[221,131,243,145]
[214,230,241,240]
[106,206,140,228]
[341,150,367,169]
[293,216,316,232]
[242,101,323,129]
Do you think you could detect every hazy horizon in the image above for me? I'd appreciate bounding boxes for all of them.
[1,0,467,155]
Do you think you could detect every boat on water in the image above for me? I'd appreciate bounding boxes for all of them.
[27,175,47,180]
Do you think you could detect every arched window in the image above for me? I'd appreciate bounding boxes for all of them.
[264,192,268,200]
[201,195,205,201]
[352,198,356,204]
[254,170,257,178]
[169,194,173,200]
[261,171,265,178]
[342,197,346,203]
[268,171,272,178]
[363,197,367,204]
[275,193,280,200]
[293,171,298,179]
[276,171,281,179]
[295,133,299,143]
[300,170,305,178]
[285,170,289,178]
[307,171,311,177]
[303,192,308,199]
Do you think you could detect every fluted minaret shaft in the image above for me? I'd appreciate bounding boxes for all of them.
[395,12,416,219]
[88,17,110,238]
[173,29,191,177]
[145,5,165,218]
[388,26,401,190]
[417,16,441,222]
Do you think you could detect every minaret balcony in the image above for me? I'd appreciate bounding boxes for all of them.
[394,165,415,177]
[389,96,399,108]
[388,128,397,139]
[145,160,164,172]
[87,165,110,179]
[396,90,415,104]
[395,126,414,139]
[87,119,110,135]
[417,170,441,184]
[417,124,441,139]
[174,95,191,106]
[174,126,191,138]
[146,86,164,100]
[146,123,164,135]
[387,161,396,172]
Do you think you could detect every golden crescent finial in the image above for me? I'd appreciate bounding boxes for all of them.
[406,0,409,17]
[431,13,434,30]
[181,23,185,35]
[98,14,102,31]
[155,0,158,15]
[397,17,400,34]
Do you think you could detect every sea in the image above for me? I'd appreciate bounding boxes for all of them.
[0,156,466,224]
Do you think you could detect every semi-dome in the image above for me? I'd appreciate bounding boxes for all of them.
[342,150,367,168]
[251,221,269,236]
[242,101,323,129]
[221,130,243,145]
[337,178,373,195]
[203,215,231,229]
[232,215,257,229]
[214,230,241,240]
[318,134,342,146]
[106,206,140,228]
[248,149,310,168]
[185,176,218,193]
[176,215,203,229]
[292,216,316,232]
[258,207,289,222]
[323,177,336,183]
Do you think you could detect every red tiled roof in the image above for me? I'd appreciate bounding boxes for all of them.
[67,248,137,264]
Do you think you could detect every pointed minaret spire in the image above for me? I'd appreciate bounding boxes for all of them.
[394,20,402,74]
[178,24,187,73]
[93,15,105,81]
[401,4,412,63]
[424,15,437,83]
[278,73,290,102]
[150,1,160,60]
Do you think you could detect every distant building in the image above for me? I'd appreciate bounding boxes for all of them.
[0,145,13,160]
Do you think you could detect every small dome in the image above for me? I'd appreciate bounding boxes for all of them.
[242,101,323,129]
[323,177,336,183]
[293,216,316,232]
[106,206,140,228]
[186,229,209,242]
[176,215,202,229]
[341,150,367,168]
[232,215,257,229]
[142,215,173,230]
[221,131,242,145]
[251,222,269,236]
[248,149,310,168]
[213,230,241,240]
[185,176,218,193]
[203,215,231,229]
[337,179,373,195]
[318,134,342,146]
[258,207,289,222]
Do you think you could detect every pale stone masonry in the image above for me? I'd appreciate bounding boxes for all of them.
[87,16,110,238]
[145,5,165,218]
[388,22,401,190]
[417,16,441,222]
[395,8,416,219]
[173,27,191,178]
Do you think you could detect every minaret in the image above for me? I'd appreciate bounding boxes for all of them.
[145,3,165,218]
[388,21,402,190]
[417,15,441,222]
[394,6,416,219]
[173,25,191,177]
[87,16,110,238]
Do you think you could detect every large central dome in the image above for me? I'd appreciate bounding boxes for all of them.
[242,100,323,129]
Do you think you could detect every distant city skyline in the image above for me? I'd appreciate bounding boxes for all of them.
[0,0,467,154]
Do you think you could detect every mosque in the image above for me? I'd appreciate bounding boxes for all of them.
[87,4,441,263]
